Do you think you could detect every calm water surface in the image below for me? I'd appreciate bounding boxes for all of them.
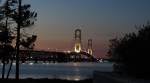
[0,62,113,80]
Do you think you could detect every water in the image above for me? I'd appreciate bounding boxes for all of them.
[0,62,113,80]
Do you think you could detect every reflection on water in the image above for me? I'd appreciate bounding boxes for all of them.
[0,62,113,80]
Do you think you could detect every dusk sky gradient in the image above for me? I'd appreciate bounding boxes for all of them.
[23,0,150,58]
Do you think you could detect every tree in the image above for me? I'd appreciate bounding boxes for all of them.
[0,0,15,79]
[0,0,37,79]
[107,22,150,78]
[10,0,37,79]
[20,35,37,49]
[0,24,14,79]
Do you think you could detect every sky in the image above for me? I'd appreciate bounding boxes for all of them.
[22,0,150,58]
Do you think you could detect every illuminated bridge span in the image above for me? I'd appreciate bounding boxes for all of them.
[19,29,96,63]
[19,50,97,63]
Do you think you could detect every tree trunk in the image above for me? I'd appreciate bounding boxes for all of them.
[16,0,22,79]
[6,58,13,79]
[2,60,6,79]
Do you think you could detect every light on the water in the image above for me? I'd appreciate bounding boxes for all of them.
[46,63,49,65]
[73,63,78,66]
[74,78,80,81]
[13,62,16,65]
[0,63,3,65]
[29,62,33,65]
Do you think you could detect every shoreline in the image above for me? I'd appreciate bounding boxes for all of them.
[0,78,93,83]
[93,71,150,83]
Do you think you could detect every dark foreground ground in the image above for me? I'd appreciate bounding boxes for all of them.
[93,71,150,83]
[0,78,93,83]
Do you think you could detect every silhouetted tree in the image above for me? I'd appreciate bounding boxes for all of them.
[0,1,15,79]
[107,22,150,78]
[0,0,37,79]
[20,35,37,49]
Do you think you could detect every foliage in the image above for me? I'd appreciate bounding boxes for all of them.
[107,23,150,78]
[0,0,37,79]
[0,0,15,59]
[0,0,37,50]
[20,35,37,49]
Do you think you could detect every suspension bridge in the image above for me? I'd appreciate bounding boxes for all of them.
[19,29,97,63]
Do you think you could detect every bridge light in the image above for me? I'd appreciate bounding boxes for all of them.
[30,56,33,59]
[74,29,82,53]
[87,39,93,55]
[67,50,71,53]
[99,59,103,63]
[75,45,81,53]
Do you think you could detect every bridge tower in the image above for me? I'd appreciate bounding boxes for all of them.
[74,29,82,53]
[87,39,93,55]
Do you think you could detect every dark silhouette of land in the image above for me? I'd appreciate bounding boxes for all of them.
[107,22,150,79]
[0,78,92,83]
